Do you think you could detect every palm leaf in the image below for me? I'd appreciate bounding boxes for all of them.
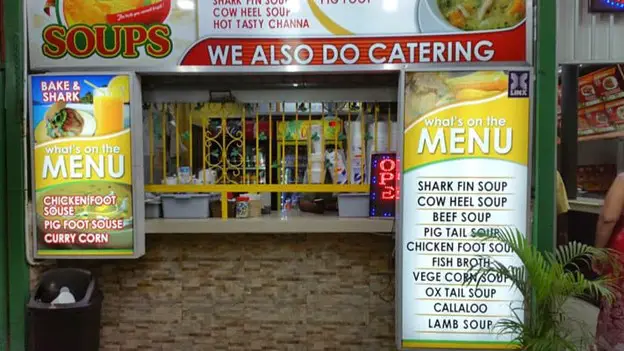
[465,227,618,350]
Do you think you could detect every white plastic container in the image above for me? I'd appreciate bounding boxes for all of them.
[161,194,211,219]
[337,193,370,217]
[325,149,348,184]
[366,121,398,183]
[347,121,365,184]
[308,154,323,184]
[367,121,398,153]
[309,164,323,183]
[197,168,217,184]
[145,200,162,219]
[310,124,323,154]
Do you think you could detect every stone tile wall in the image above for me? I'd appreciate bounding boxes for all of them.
[31,233,396,350]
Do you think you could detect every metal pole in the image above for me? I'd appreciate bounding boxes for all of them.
[0,0,10,348]
[533,0,558,252]
[4,0,28,349]
[560,65,579,200]
[0,67,8,351]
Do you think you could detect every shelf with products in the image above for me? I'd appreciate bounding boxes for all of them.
[558,64,624,142]
[569,144,616,214]
[558,130,624,143]
[576,162,614,195]
[578,130,624,142]
[569,197,603,214]
[271,104,398,213]
[557,64,624,215]
[144,100,398,219]
[145,211,394,234]
[143,102,270,185]
[203,116,269,185]
[275,117,347,212]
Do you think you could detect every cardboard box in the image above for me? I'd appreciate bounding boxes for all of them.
[584,103,614,133]
[577,108,595,135]
[579,73,601,108]
[605,98,624,130]
[593,65,624,102]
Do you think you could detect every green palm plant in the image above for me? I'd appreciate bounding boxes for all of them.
[466,228,620,351]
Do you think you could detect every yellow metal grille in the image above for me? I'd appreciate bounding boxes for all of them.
[143,101,396,218]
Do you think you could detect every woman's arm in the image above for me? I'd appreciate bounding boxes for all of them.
[595,174,624,248]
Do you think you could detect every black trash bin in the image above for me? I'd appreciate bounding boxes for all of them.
[28,268,103,351]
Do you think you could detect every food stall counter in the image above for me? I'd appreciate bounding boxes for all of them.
[145,213,394,234]
[569,197,603,214]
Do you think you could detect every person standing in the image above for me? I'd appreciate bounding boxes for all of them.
[593,174,624,350]
[556,170,570,246]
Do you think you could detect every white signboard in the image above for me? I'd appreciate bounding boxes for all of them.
[200,0,421,36]
[399,70,531,350]
[27,0,528,68]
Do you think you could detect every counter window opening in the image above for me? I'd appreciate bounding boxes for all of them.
[142,100,399,220]
[558,63,624,217]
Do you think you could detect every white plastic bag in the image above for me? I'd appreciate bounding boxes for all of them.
[51,286,76,304]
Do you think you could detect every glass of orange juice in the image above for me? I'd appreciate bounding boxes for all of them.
[93,87,124,136]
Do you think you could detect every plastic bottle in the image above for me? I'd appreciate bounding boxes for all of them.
[236,196,250,218]
[281,197,291,220]
[291,194,300,216]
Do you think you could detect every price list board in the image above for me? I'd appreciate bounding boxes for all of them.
[398,70,531,350]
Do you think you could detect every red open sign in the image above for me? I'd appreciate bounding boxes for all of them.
[378,158,398,200]
[370,153,398,218]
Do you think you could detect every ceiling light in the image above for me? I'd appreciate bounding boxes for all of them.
[382,0,398,12]
[177,0,195,10]
[286,0,301,12]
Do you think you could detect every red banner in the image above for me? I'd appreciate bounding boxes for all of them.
[180,23,525,66]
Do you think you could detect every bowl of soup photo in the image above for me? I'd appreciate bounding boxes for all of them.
[581,84,597,97]
[35,181,135,250]
[603,76,619,91]
[423,0,526,32]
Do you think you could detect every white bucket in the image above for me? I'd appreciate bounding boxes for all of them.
[309,163,323,184]
[367,122,398,153]
[197,169,217,184]
[310,124,323,155]
[366,121,398,183]
[308,154,324,184]
[346,121,365,184]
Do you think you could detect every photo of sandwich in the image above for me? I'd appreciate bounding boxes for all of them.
[34,102,96,143]
[404,71,508,127]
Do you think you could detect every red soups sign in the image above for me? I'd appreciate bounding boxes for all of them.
[27,0,528,68]
[30,0,176,68]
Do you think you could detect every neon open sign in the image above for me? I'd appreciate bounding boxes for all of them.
[589,0,624,12]
[369,152,399,218]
